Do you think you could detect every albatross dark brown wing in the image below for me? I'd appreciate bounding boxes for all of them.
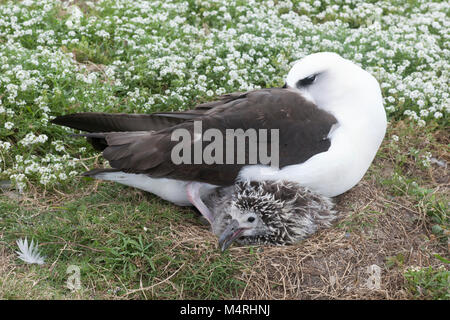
[51,92,247,133]
[51,92,249,151]
[53,88,337,186]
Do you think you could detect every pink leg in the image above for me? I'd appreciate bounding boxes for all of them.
[186,182,214,225]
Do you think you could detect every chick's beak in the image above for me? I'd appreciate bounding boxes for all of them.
[218,219,246,252]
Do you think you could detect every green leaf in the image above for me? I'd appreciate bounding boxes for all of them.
[434,254,450,264]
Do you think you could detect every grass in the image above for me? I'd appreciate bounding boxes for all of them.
[1,120,448,300]
[0,186,246,299]
[0,0,449,299]
[1,183,247,299]
[404,266,449,300]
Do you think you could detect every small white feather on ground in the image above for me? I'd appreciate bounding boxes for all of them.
[16,238,45,265]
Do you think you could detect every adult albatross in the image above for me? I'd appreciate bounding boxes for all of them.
[52,52,387,248]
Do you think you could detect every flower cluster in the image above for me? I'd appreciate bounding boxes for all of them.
[0,0,448,190]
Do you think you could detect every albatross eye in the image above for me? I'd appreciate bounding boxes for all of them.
[247,216,255,223]
[296,74,317,88]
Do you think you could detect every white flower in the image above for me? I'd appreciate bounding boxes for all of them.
[0,141,11,150]
[69,170,78,177]
[419,109,429,117]
[95,30,110,38]
[434,112,443,119]
[386,96,395,103]
[19,133,48,146]
[391,135,399,142]
[16,238,45,265]
[4,122,14,130]
[37,134,48,143]
[386,105,395,112]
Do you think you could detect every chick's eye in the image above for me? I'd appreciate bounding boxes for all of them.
[247,217,255,223]
[296,74,316,88]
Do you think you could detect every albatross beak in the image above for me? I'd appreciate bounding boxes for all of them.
[218,219,245,252]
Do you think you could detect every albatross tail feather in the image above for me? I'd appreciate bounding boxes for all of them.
[82,168,121,178]
[51,112,184,133]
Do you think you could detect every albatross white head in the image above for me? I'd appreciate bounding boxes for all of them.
[285,52,386,129]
